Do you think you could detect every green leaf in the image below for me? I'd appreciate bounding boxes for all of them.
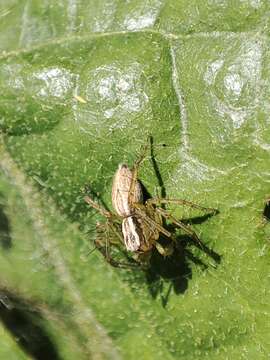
[1,1,270,359]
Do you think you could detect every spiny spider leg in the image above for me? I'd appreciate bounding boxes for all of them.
[85,194,128,247]
[128,138,150,206]
[146,198,218,214]
[95,223,139,269]
[85,196,142,267]
[85,195,123,238]
[156,207,204,248]
[134,205,171,238]
[95,241,140,268]
[105,220,123,244]
[104,224,110,260]
[84,195,113,218]
[95,222,121,244]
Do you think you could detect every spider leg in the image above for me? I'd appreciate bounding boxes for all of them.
[84,195,116,218]
[155,242,174,257]
[146,198,218,214]
[95,223,140,269]
[106,221,123,244]
[134,205,171,238]
[85,194,125,240]
[96,245,140,268]
[85,194,126,242]
[128,137,150,205]
[85,196,143,268]
[134,212,173,256]
[156,207,204,248]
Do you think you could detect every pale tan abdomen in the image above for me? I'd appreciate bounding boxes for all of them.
[111,164,143,216]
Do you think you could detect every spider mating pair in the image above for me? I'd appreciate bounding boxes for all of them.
[84,139,218,268]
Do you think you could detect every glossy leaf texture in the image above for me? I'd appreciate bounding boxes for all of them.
[1,1,270,359]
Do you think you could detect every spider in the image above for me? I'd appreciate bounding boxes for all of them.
[84,140,218,268]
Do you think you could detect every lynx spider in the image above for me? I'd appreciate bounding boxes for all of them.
[84,139,218,268]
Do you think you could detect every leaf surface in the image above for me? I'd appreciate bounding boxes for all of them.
[1,1,270,359]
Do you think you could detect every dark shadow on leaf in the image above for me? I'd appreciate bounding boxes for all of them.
[0,194,12,250]
[181,211,220,225]
[144,218,221,308]
[263,198,270,221]
[139,181,152,202]
[149,135,167,199]
[141,140,221,307]
[145,245,193,307]
[0,289,61,360]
